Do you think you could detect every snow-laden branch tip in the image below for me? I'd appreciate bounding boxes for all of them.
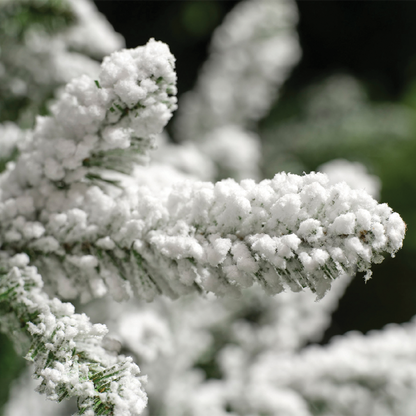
[0,254,147,416]
[247,318,416,416]
[131,172,405,299]
[0,38,177,201]
[176,0,301,140]
[173,0,301,181]
[0,172,405,302]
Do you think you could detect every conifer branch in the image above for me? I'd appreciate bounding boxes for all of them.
[0,254,147,416]
[1,173,405,302]
[0,38,177,203]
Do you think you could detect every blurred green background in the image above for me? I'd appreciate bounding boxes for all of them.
[3,0,416,412]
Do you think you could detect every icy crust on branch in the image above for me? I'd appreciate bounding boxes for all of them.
[176,0,301,139]
[2,172,404,302]
[249,319,416,416]
[0,38,177,197]
[0,254,147,416]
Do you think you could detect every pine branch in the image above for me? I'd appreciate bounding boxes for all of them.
[247,318,416,416]
[173,0,301,181]
[175,0,301,140]
[0,38,177,202]
[0,254,147,416]
[1,172,405,302]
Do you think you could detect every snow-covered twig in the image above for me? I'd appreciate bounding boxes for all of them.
[0,254,147,416]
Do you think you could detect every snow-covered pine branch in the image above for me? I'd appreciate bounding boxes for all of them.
[140,293,416,416]
[0,169,406,302]
[0,0,124,127]
[245,318,416,416]
[173,0,301,181]
[0,254,147,416]
[0,37,177,199]
[175,0,301,140]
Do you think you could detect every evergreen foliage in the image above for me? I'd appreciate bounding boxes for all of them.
[0,1,409,415]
